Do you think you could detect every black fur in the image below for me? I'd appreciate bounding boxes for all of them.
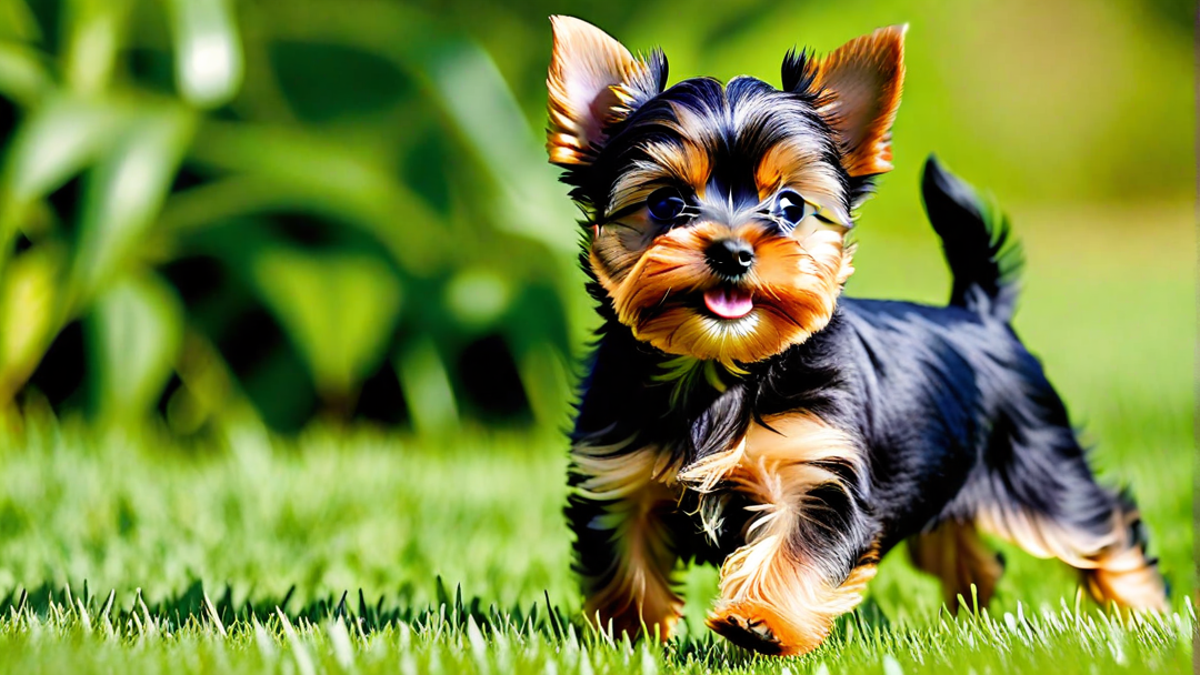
[780,48,821,98]
[573,75,850,219]
[566,155,1156,608]
[922,155,1024,320]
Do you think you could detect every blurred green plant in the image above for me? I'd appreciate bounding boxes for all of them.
[0,0,1189,437]
[0,0,580,434]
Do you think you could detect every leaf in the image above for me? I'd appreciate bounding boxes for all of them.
[250,245,402,397]
[515,340,569,432]
[0,245,62,404]
[422,39,576,255]
[85,272,184,422]
[394,336,458,436]
[1,94,128,203]
[187,122,446,274]
[0,95,129,272]
[0,42,51,107]
[0,0,41,43]
[264,4,578,255]
[444,268,511,331]
[165,0,244,108]
[267,40,413,123]
[62,0,133,95]
[70,103,195,303]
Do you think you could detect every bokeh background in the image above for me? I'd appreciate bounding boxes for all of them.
[0,0,1193,632]
[0,0,1191,436]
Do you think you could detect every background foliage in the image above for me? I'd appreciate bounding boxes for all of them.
[0,0,1191,436]
[0,0,581,435]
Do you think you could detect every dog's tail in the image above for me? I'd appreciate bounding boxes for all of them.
[921,155,1024,322]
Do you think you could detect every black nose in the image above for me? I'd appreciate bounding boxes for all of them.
[705,238,755,278]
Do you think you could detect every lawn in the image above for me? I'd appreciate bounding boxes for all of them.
[0,206,1192,674]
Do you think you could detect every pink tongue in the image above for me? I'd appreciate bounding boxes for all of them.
[703,288,754,319]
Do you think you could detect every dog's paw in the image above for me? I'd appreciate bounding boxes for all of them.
[707,601,828,656]
[708,609,784,654]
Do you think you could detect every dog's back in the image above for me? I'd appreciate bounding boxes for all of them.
[816,159,1167,611]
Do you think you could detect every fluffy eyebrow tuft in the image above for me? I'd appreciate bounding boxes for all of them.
[608,139,712,212]
[755,138,850,220]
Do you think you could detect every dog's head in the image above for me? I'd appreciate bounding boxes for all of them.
[546,17,905,366]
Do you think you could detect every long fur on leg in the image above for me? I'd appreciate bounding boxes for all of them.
[908,519,1005,611]
[681,413,877,655]
[568,440,686,638]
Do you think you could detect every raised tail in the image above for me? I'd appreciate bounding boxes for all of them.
[921,155,1024,322]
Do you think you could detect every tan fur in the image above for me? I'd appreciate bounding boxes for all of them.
[594,220,853,366]
[754,141,853,227]
[908,519,1005,611]
[1083,545,1169,612]
[976,503,1167,612]
[708,561,877,655]
[610,139,713,209]
[814,25,907,177]
[571,441,685,639]
[546,16,654,165]
[680,413,872,655]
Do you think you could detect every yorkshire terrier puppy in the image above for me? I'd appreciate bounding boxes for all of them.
[545,16,1167,656]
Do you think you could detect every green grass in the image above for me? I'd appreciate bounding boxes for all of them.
[0,207,1192,673]
[0,422,1191,674]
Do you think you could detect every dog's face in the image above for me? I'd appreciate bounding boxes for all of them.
[546,17,905,366]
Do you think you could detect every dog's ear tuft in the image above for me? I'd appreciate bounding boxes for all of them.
[780,47,820,97]
[546,16,666,166]
[813,25,906,177]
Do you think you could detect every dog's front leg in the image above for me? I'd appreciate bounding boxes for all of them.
[566,441,684,641]
[682,414,879,656]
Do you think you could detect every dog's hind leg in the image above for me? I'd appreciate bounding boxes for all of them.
[967,406,1167,611]
[976,486,1167,611]
[908,519,1005,612]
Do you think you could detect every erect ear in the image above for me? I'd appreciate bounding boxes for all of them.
[812,25,907,177]
[546,15,667,166]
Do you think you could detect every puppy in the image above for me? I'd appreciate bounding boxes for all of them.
[545,16,1167,656]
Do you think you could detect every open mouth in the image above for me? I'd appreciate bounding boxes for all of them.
[703,286,754,320]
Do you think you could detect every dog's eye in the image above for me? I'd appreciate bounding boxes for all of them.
[646,188,687,222]
[776,189,814,227]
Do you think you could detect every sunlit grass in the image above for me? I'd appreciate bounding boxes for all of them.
[0,584,1190,675]
[0,409,1191,674]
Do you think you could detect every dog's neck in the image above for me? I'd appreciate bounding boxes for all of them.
[572,306,853,467]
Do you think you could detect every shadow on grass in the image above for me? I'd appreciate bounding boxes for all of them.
[0,577,580,641]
